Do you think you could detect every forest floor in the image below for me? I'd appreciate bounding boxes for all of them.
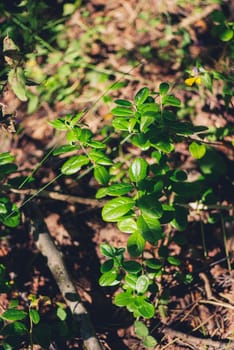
[0,1,234,349]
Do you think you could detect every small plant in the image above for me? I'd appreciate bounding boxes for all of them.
[51,83,214,345]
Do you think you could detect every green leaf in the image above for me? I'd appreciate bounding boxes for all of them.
[52,145,79,156]
[0,153,15,165]
[114,291,132,307]
[189,142,206,159]
[129,158,148,183]
[143,335,157,348]
[95,187,109,199]
[146,259,162,270]
[0,203,20,228]
[0,164,17,177]
[88,140,106,149]
[122,261,142,273]
[49,118,67,130]
[106,183,134,196]
[137,194,163,218]
[134,320,149,337]
[138,300,155,318]
[114,99,132,106]
[1,309,27,321]
[131,134,151,150]
[127,231,145,257]
[137,215,163,244]
[112,117,129,131]
[136,275,150,294]
[8,67,27,102]
[94,166,110,185]
[102,197,135,222]
[117,217,137,233]
[100,243,116,258]
[89,150,113,166]
[139,103,160,115]
[1,321,27,337]
[219,28,233,42]
[135,87,150,105]
[99,270,120,286]
[111,107,134,117]
[162,95,180,107]
[125,273,138,289]
[56,307,67,321]
[167,256,181,266]
[159,82,170,95]
[100,259,114,273]
[29,309,40,324]
[61,155,89,175]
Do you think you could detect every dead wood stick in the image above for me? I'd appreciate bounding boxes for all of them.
[161,327,234,350]
[0,184,105,207]
[25,202,104,350]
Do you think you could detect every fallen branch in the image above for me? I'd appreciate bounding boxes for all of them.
[161,326,234,350]
[25,202,104,350]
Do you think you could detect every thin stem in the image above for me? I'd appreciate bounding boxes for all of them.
[200,220,207,258]
[220,214,232,274]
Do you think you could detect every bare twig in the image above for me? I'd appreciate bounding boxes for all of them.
[161,326,234,350]
[0,184,105,207]
[25,202,104,350]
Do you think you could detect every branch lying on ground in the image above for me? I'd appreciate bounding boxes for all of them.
[161,326,234,350]
[24,202,104,350]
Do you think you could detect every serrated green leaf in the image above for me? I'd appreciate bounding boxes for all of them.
[136,275,149,294]
[189,142,206,159]
[102,197,135,222]
[135,87,150,105]
[129,158,148,183]
[61,155,89,175]
[134,320,149,337]
[127,231,145,257]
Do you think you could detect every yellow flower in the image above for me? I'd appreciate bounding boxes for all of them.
[185,67,202,86]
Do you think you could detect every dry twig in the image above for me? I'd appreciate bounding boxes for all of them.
[25,202,103,350]
[161,326,234,350]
